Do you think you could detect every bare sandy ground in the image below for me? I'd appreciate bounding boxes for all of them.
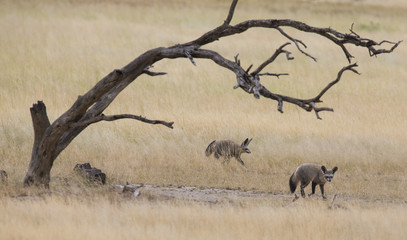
[109,184,387,209]
[106,183,407,210]
[140,185,287,203]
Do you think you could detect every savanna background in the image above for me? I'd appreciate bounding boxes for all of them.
[0,0,406,239]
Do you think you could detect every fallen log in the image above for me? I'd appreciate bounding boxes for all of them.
[73,163,106,185]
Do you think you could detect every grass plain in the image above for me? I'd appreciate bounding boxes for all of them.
[0,0,407,239]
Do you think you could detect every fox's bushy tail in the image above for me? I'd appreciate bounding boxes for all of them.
[205,140,216,157]
[289,173,297,193]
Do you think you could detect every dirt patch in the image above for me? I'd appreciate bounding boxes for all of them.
[110,184,326,206]
[139,185,290,204]
[109,184,405,208]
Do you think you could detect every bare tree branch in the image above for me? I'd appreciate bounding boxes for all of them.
[276,28,317,62]
[251,42,292,76]
[187,16,399,62]
[184,49,197,66]
[225,0,238,25]
[245,64,253,74]
[70,114,174,129]
[311,63,360,102]
[368,40,402,56]
[234,54,241,66]
[254,64,360,118]
[258,72,289,78]
[309,102,333,120]
[142,65,167,76]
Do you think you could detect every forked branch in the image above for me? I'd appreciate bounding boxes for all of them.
[172,0,399,118]
[276,27,317,62]
[251,42,293,76]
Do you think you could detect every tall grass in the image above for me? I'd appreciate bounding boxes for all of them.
[0,195,407,240]
[0,0,406,239]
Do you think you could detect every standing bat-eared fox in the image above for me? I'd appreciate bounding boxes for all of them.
[289,163,338,199]
[205,138,252,166]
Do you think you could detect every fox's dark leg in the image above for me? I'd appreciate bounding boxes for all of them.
[236,156,245,166]
[308,182,317,197]
[300,181,310,198]
[214,152,220,159]
[320,184,326,199]
[300,186,305,198]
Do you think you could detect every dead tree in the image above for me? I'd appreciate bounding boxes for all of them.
[24,0,400,187]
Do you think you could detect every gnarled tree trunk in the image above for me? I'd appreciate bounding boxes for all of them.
[23,0,400,187]
[24,101,52,186]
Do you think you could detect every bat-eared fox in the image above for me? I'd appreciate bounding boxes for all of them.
[289,163,338,199]
[205,138,252,166]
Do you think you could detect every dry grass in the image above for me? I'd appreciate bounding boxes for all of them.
[1,194,406,240]
[1,0,407,239]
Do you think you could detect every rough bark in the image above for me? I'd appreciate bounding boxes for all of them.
[24,0,400,187]
[24,101,52,187]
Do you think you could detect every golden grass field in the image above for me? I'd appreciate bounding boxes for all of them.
[1,0,407,239]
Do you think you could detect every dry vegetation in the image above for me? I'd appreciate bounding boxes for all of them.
[0,0,406,239]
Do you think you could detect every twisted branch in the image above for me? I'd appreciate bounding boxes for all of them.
[70,114,174,129]
[169,0,400,119]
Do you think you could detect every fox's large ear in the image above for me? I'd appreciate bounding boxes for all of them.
[247,138,253,145]
[242,138,249,146]
[332,166,338,173]
[321,166,327,173]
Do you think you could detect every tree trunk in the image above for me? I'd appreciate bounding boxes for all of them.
[24,101,53,187]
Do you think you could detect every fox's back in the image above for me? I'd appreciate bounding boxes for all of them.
[214,140,240,156]
[295,163,322,181]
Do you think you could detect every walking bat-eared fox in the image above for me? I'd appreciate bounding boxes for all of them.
[205,138,252,166]
[289,163,338,199]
